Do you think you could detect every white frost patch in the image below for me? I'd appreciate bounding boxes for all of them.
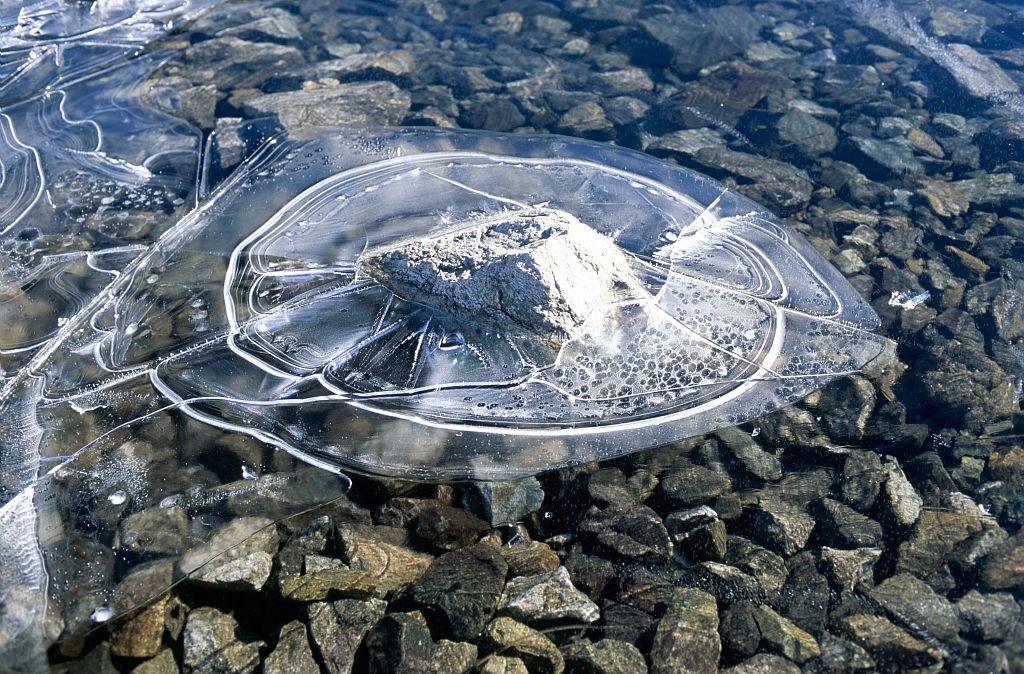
[888,290,930,310]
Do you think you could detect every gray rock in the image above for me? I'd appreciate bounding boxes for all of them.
[430,640,477,674]
[665,506,728,562]
[957,590,1022,642]
[501,539,561,578]
[879,461,922,528]
[630,6,762,73]
[777,559,829,636]
[720,654,800,674]
[929,8,987,43]
[727,537,789,594]
[837,614,945,672]
[812,498,884,548]
[109,595,170,659]
[689,146,814,212]
[564,639,647,674]
[659,462,732,506]
[465,478,545,526]
[363,208,647,339]
[265,621,318,674]
[336,523,433,595]
[579,504,672,563]
[415,503,490,551]
[849,137,923,175]
[817,547,881,595]
[804,634,876,674]
[744,494,814,556]
[182,607,263,674]
[720,602,761,659]
[945,43,1020,99]
[651,589,720,674]
[118,506,188,556]
[179,517,278,592]
[718,427,782,482]
[480,656,530,674]
[130,649,179,674]
[483,617,564,674]
[307,598,387,674]
[778,111,838,156]
[980,531,1024,590]
[460,95,526,132]
[646,129,726,158]
[407,543,508,639]
[867,573,960,644]
[280,568,378,602]
[243,82,411,132]
[364,612,436,674]
[558,102,614,138]
[184,37,304,89]
[498,566,599,623]
[840,451,883,511]
[896,507,987,579]
[752,605,820,663]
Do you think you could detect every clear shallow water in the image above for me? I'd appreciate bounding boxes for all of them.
[0,0,1022,672]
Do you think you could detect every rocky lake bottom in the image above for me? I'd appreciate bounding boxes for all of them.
[1,0,1023,672]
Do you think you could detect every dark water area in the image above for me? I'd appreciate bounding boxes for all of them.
[0,0,1022,672]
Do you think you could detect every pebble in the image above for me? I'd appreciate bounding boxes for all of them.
[752,605,820,663]
[837,614,945,672]
[307,598,386,674]
[563,639,647,674]
[464,478,545,526]
[179,517,278,592]
[181,607,263,674]
[264,621,318,674]
[242,81,411,131]
[867,573,960,643]
[482,617,564,674]
[364,612,436,674]
[578,504,672,563]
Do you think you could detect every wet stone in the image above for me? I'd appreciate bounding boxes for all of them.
[840,450,883,511]
[578,504,672,563]
[817,547,881,595]
[501,539,561,577]
[879,461,922,529]
[867,573,960,644]
[264,621,318,674]
[307,598,386,674]
[430,640,477,674]
[563,638,647,674]
[720,602,761,659]
[564,549,615,598]
[498,566,599,623]
[242,81,411,131]
[118,506,188,556]
[180,517,278,592]
[718,427,782,482]
[659,462,732,506]
[837,614,945,673]
[727,537,789,594]
[896,509,986,578]
[744,494,814,556]
[480,656,529,674]
[720,653,800,674]
[777,559,829,636]
[336,523,433,594]
[811,498,883,549]
[364,612,436,674]
[416,503,490,550]
[280,568,378,602]
[483,617,564,674]
[849,137,923,175]
[980,531,1024,590]
[460,95,526,132]
[665,506,728,562]
[407,543,508,640]
[777,111,838,156]
[753,604,820,663]
[464,477,545,526]
[650,588,720,674]
[804,634,875,674]
[957,590,1022,642]
[182,607,263,674]
[131,649,178,674]
[691,147,814,211]
[109,595,170,659]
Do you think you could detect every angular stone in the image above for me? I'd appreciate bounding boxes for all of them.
[752,605,820,663]
[957,590,1022,642]
[430,640,477,674]
[110,596,170,659]
[563,638,647,674]
[659,462,731,506]
[131,649,178,674]
[336,524,433,594]
[840,451,883,511]
[720,602,761,659]
[465,478,545,526]
[363,208,647,339]
[745,495,814,555]
[480,656,529,674]
[501,540,561,577]
[778,111,838,156]
[483,617,564,674]
[415,504,490,550]
[812,498,883,548]
[650,589,720,674]
[804,634,875,674]
[579,503,672,563]
[776,559,829,636]
[179,517,278,592]
[837,614,944,672]
[182,607,263,674]
[718,427,782,481]
[896,509,985,578]
[727,537,789,594]
[365,612,436,674]
[307,598,387,674]
[665,506,728,562]
[980,532,1024,590]
[407,543,508,639]
[499,566,599,623]
[868,573,959,643]
[118,506,188,556]
[880,462,922,528]
[818,547,881,594]
[720,653,800,674]
[243,81,411,131]
[265,621,318,674]
[281,568,378,602]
